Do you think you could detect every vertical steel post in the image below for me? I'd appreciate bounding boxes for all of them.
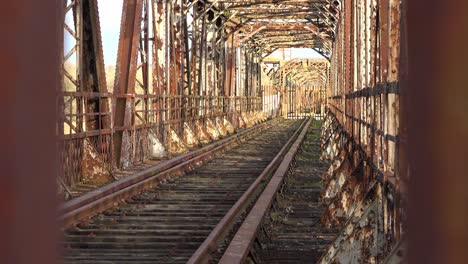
[113,0,143,168]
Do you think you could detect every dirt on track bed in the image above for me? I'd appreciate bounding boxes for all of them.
[61,119,301,264]
[252,120,339,264]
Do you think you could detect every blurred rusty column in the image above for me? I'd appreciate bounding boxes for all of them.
[1,0,60,263]
[406,0,468,263]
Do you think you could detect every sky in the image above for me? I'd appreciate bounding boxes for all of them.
[64,0,324,66]
[97,0,124,65]
[64,0,123,65]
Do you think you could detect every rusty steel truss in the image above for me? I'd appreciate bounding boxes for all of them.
[319,0,406,262]
[58,0,406,261]
[262,58,330,119]
[59,0,339,189]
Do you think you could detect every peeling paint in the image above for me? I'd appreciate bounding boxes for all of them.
[223,118,235,134]
[206,118,221,140]
[320,111,403,262]
[215,117,228,137]
[183,122,201,148]
[149,131,167,158]
[81,140,112,185]
[195,120,211,145]
[167,127,188,154]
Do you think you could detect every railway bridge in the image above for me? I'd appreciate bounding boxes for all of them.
[2,0,468,263]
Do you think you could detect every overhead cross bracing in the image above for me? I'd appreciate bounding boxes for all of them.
[220,0,340,59]
[278,59,329,86]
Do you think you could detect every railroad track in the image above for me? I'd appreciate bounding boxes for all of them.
[61,118,309,264]
[235,121,338,263]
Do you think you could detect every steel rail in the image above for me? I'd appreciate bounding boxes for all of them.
[60,119,272,227]
[188,118,310,263]
[218,118,312,264]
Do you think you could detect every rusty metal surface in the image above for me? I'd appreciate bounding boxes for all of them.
[251,121,339,263]
[56,0,414,262]
[187,118,307,263]
[219,118,312,264]
[113,0,144,169]
[384,237,407,264]
[61,0,113,188]
[319,181,384,263]
[61,119,301,263]
[317,0,407,261]
[59,0,340,194]
[264,59,330,119]
[60,120,273,227]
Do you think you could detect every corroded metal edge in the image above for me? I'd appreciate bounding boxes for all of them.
[218,118,313,264]
[60,119,274,228]
[187,118,308,264]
